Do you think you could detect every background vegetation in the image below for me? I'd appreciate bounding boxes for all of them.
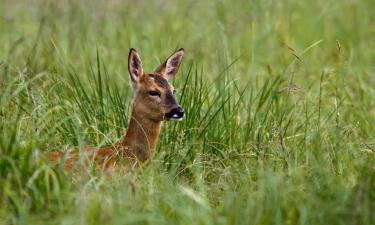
[0,0,374,224]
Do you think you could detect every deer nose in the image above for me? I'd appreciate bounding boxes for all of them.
[165,106,184,120]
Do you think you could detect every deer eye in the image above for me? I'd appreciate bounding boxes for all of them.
[148,91,161,97]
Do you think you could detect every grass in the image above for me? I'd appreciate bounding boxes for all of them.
[0,0,375,224]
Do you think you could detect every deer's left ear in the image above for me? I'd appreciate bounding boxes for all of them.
[154,48,184,80]
[128,48,143,88]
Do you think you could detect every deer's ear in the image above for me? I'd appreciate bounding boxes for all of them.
[128,48,143,88]
[154,48,184,80]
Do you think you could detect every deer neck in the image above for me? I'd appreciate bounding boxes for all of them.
[119,108,162,162]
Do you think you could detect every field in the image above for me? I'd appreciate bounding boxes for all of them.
[0,0,374,224]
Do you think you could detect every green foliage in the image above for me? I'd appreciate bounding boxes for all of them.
[0,0,374,224]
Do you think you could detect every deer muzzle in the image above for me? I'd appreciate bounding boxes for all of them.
[165,106,184,121]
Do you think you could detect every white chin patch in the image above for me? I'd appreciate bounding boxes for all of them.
[170,118,183,121]
[169,114,183,121]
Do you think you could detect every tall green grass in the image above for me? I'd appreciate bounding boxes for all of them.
[0,0,374,224]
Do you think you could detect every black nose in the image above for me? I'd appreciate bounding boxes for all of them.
[165,106,184,120]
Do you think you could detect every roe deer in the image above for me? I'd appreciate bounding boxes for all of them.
[51,48,185,170]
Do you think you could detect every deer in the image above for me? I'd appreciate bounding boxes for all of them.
[50,48,185,171]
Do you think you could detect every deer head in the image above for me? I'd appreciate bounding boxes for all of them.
[128,48,185,122]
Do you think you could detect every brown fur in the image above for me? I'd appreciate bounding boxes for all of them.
[50,48,185,171]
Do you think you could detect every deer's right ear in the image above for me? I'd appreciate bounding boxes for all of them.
[128,48,143,88]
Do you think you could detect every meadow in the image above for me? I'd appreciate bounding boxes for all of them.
[0,0,374,224]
